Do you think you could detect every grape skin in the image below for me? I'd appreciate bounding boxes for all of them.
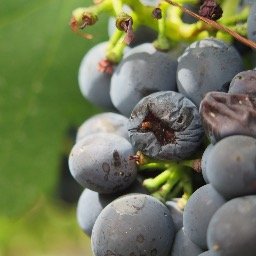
[201,144,213,184]
[128,91,204,160]
[110,43,178,116]
[206,135,256,199]
[76,112,129,142]
[207,196,256,256]
[76,180,148,236]
[91,194,175,256]
[69,133,137,194]
[78,42,115,109]
[76,189,116,236]
[177,38,244,107]
[183,184,226,250]
[166,200,183,233]
[170,227,203,256]
[228,70,256,95]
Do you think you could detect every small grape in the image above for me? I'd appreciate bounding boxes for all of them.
[76,112,129,142]
[170,228,203,256]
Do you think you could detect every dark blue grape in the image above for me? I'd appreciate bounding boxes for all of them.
[91,194,175,256]
[110,43,178,116]
[76,189,116,236]
[228,70,256,95]
[76,180,148,236]
[128,91,204,160]
[206,135,256,199]
[207,196,256,256]
[170,228,203,256]
[69,133,137,194]
[78,42,115,109]
[76,112,129,142]
[183,184,226,250]
[177,38,244,107]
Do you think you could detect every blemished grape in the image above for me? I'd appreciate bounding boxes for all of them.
[91,194,175,256]
[110,43,178,116]
[183,184,226,250]
[128,91,204,160]
[78,42,115,109]
[207,196,256,256]
[201,144,213,184]
[76,112,129,142]
[228,70,256,95]
[69,133,137,194]
[247,3,256,42]
[76,180,148,236]
[170,228,203,256]
[206,135,256,199]
[177,38,244,107]
[200,91,256,144]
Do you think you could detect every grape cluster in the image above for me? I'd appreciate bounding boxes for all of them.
[68,0,256,255]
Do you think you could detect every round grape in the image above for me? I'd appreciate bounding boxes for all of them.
[69,133,137,194]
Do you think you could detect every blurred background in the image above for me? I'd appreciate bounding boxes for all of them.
[0,0,108,255]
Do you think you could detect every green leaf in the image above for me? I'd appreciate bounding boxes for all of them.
[0,0,108,217]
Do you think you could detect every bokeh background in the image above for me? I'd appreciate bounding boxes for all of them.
[0,1,108,255]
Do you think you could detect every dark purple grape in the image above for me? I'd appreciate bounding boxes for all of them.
[200,91,256,144]
[91,194,175,256]
[69,133,137,194]
[228,70,256,95]
[78,42,115,109]
[76,112,129,142]
[170,228,203,256]
[183,184,226,250]
[128,91,204,160]
[206,135,256,199]
[76,180,148,236]
[177,38,244,107]
[77,189,116,236]
[110,43,177,116]
[207,196,256,256]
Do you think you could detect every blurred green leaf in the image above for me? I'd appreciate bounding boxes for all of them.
[0,0,108,217]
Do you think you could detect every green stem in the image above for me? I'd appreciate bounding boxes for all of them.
[143,169,171,192]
